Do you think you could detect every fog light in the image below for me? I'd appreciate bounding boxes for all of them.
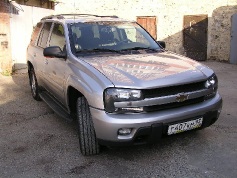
[118,128,132,136]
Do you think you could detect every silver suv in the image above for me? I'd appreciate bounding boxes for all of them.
[27,14,222,155]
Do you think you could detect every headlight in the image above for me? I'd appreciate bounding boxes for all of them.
[205,74,218,99]
[104,88,143,113]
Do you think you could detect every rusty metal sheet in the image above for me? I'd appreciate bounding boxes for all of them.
[183,15,208,61]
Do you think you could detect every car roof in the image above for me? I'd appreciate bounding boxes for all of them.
[41,14,133,24]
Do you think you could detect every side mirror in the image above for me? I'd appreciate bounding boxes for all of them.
[43,46,66,59]
[157,41,166,49]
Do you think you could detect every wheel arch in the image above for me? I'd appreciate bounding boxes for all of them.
[67,86,84,114]
[27,61,33,71]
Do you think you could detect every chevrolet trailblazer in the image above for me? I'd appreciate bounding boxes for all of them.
[27,14,222,155]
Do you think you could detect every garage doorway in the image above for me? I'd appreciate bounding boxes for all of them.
[137,16,157,39]
[183,15,208,61]
[230,14,237,64]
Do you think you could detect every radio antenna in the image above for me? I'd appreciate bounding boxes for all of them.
[73,0,75,22]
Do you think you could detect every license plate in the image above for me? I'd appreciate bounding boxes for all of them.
[167,117,203,135]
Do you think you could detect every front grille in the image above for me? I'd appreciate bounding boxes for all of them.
[142,81,207,112]
[143,96,205,112]
[143,80,206,98]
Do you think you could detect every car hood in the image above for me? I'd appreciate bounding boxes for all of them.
[82,51,213,88]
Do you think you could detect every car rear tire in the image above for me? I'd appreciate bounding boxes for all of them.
[29,68,41,101]
[77,97,100,155]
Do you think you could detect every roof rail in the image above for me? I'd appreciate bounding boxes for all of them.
[41,14,119,20]
[41,14,64,20]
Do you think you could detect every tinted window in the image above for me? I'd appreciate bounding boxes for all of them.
[38,22,52,48]
[30,22,42,45]
[49,23,65,50]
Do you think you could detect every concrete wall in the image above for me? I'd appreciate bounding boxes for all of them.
[10,5,53,70]
[55,0,237,62]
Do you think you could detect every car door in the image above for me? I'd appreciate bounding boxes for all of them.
[43,22,66,104]
[35,22,53,87]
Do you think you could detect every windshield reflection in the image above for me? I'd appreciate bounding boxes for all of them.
[68,21,161,54]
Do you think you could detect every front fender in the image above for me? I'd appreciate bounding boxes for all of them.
[65,62,114,110]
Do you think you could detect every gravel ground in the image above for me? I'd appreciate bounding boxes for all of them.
[0,61,236,178]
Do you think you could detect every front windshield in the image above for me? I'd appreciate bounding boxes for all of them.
[68,21,161,54]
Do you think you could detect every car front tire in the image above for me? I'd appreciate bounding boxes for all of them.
[77,97,100,155]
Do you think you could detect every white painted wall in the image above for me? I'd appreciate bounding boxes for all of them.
[10,5,53,70]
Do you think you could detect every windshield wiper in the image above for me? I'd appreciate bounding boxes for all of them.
[120,47,159,52]
[76,48,120,53]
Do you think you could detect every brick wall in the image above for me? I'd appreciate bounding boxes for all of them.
[0,0,12,73]
[55,0,237,62]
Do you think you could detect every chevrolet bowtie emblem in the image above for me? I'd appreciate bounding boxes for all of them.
[176,93,189,102]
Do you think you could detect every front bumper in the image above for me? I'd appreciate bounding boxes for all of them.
[90,93,222,146]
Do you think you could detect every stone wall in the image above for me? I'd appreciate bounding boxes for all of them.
[0,0,12,73]
[210,5,237,61]
[55,0,237,62]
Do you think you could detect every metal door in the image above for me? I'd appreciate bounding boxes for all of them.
[137,16,157,39]
[230,14,237,64]
[183,15,208,61]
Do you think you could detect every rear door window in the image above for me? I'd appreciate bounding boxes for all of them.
[49,23,66,50]
[37,22,52,48]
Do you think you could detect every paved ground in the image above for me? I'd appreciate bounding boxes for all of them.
[0,61,236,178]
